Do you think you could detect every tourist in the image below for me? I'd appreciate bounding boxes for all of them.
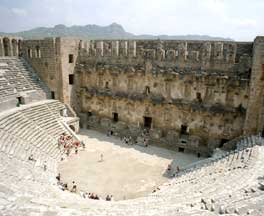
[57,139,61,148]
[99,153,104,162]
[43,161,47,171]
[28,154,35,161]
[107,130,111,136]
[167,164,172,172]
[58,182,64,191]
[94,194,99,200]
[56,173,61,182]
[144,138,148,147]
[66,148,70,156]
[75,146,78,154]
[176,166,180,173]
[129,136,132,145]
[63,183,68,191]
[71,181,77,193]
[106,195,111,201]
[84,192,89,198]
[110,195,114,201]
[81,140,85,149]
[80,191,85,198]
[90,193,95,199]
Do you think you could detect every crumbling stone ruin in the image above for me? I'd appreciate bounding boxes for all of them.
[1,35,264,215]
[17,36,264,155]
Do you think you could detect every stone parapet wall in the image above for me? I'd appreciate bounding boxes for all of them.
[79,39,253,74]
[0,36,22,57]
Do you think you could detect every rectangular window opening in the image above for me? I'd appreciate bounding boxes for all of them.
[178,147,185,152]
[220,139,229,148]
[17,96,22,104]
[87,112,93,119]
[144,116,152,129]
[69,74,74,85]
[180,125,188,135]
[196,92,202,102]
[51,91,55,99]
[113,112,118,122]
[69,54,74,63]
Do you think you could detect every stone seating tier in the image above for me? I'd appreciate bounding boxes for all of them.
[0,57,50,101]
[0,100,264,215]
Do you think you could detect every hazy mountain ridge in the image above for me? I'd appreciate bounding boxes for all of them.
[0,23,234,41]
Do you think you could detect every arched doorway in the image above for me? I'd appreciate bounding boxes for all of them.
[69,125,75,132]
[3,37,10,56]
[12,39,18,56]
[18,40,22,56]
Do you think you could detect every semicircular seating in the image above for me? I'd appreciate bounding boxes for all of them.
[0,101,264,215]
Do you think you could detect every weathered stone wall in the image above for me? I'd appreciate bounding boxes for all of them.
[73,39,254,154]
[76,64,249,108]
[22,38,60,99]
[21,37,80,104]
[244,37,264,135]
[21,37,264,154]
[78,93,245,153]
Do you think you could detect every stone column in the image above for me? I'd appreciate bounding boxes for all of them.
[96,41,104,57]
[128,41,136,57]
[120,41,128,57]
[15,40,19,56]
[112,41,119,57]
[9,38,13,56]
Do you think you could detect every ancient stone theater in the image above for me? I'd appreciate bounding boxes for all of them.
[0,35,264,215]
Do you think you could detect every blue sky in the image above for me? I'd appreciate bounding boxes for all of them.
[0,0,263,41]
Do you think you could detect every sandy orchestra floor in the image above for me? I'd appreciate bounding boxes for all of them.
[58,129,203,200]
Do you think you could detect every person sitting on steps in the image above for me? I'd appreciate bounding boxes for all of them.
[71,181,77,193]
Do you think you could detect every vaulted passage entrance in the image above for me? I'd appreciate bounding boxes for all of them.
[112,112,118,122]
[144,116,152,129]
[220,139,229,148]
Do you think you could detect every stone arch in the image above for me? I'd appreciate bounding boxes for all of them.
[27,47,32,58]
[12,39,18,56]
[3,37,11,56]
[69,125,75,132]
[18,40,22,56]
[35,45,41,58]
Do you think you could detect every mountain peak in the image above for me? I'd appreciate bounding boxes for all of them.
[0,23,234,41]
[54,24,66,29]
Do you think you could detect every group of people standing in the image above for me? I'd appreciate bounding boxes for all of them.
[107,128,150,147]
[58,132,85,157]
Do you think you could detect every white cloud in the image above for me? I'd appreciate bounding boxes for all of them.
[11,8,28,16]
